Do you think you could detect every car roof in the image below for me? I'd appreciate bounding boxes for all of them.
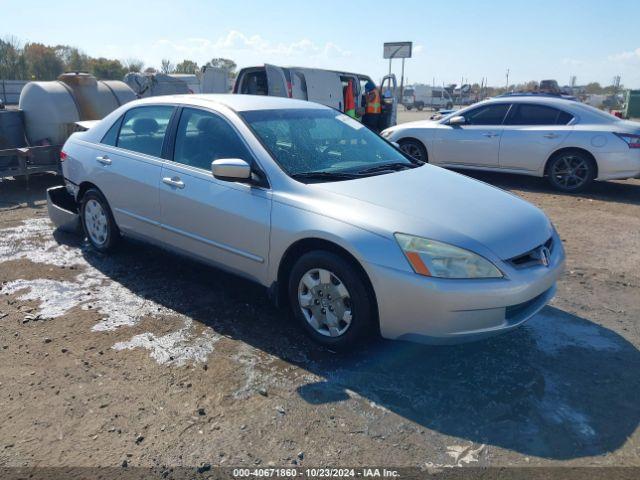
[130,94,329,112]
[484,95,576,106]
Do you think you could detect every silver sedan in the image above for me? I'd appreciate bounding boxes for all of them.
[383,95,640,192]
[51,94,565,349]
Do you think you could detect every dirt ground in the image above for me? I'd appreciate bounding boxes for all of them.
[0,164,639,472]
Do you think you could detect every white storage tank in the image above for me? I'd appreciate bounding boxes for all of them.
[19,72,136,145]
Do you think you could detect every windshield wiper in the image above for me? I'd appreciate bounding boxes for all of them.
[290,171,363,182]
[356,162,417,174]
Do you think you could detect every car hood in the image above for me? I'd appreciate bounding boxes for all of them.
[308,165,552,260]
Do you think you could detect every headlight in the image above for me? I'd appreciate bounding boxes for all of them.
[395,233,503,279]
[380,130,392,138]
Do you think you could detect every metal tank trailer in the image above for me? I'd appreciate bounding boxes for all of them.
[0,72,135,181]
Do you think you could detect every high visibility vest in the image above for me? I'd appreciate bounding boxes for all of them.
[366,89,381,114]
[344,79,356,118]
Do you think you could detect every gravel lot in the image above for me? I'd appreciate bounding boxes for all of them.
[1,135,639,471]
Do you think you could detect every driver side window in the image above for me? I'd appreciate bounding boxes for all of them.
[463,104,511,125]
[173,108,252,170]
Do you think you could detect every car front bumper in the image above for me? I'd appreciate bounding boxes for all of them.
[366,239,565,345]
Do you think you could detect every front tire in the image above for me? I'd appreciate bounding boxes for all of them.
[398,139,428,164]
[80,189,120,252]
[546,150,596,193]
[288,251,375,350]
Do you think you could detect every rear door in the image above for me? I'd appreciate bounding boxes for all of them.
[432,103,510,167]
[299,69,343,109]
[265,64,289,97]
[94,105,175,238]
[159,107,271,283]
[499,103,574,172]
[289,69,308,100]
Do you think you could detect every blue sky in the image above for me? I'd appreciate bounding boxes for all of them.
[4,0,640,87]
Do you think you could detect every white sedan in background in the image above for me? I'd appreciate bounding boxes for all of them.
[383,95,640,192]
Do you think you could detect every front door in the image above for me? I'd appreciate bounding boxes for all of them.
[380,74,398,128]
[159,107,271,283]
[432,103,511,167]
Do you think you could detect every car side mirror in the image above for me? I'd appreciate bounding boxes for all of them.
[211,158,252,182]
[448,115,466,125]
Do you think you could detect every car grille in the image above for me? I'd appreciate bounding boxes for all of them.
[507,237,554,269]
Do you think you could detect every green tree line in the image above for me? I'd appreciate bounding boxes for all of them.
[0,36,238,81]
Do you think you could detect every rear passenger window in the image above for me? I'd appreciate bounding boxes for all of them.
[116,106,174,157]
[173,108,252,170]
[101,116,122,146]
[557,110,574,125]
[508,104,573,126]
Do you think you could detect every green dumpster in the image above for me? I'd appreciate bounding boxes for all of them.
[624,90,640,119]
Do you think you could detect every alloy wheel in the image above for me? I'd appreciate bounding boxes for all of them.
[551,155,590,190]
[400,143,424,162]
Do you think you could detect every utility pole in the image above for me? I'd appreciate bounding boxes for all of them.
[505,68,510,92]
[400,57,405,101]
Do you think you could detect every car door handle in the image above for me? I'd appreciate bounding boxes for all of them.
[543,133,560,139]
[162,176,185,189]
[482,132,499,138]
[96,155,111,165]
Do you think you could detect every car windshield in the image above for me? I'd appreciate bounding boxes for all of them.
[240,108,415,180]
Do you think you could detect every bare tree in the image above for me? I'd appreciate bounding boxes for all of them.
[123,58,144,73]
[160,59,174,74]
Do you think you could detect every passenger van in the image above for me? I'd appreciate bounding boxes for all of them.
[233,64,398,129]
[402,85,453,111]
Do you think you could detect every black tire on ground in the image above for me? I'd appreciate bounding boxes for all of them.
[80,188,120,252]
[406,106,412,111]
[416,103,424,111]
[546,150,596,193]
[398,139,428,164]
[288,250,376,350]
[446,102,453,109]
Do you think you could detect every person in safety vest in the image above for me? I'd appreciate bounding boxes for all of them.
[363,80,381,131]
[343,79,357,119]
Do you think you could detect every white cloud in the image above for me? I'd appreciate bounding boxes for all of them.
[148,30,351,64]
[609,47,640,62]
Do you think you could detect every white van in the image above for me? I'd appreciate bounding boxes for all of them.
[233,64,398,129]
[402,85,453,111]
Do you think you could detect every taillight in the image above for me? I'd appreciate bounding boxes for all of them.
[286,81,292,98]
[60,151,68,161]
[614,132,640,148]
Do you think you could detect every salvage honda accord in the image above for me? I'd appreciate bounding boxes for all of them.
[49,94,565,348]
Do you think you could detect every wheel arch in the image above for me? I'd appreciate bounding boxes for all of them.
[544,147,599,178]
[275,237,380,331]
[77,181,103,202]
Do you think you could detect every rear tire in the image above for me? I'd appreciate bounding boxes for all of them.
[546,150,596,193]
[288,251,375,350]
[446,102,453,109]
[398,139,428,164]
[80,189,120,252]
[405,106,412,111]
[416,103,424,111]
